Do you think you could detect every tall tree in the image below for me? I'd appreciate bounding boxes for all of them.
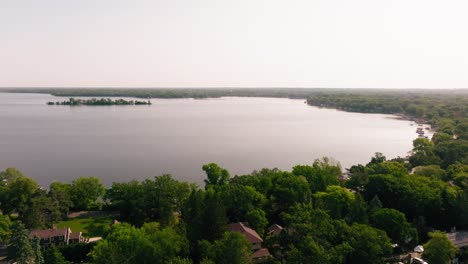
[0,214,12,245]
[182,189,205,259]
[245,209,268,235]
[423,231,458,264]
[202,188,227,242]
[2,176,39,216]
[210,232,253,264]
[313,185,355,219]
[8,221,35,264]
[370,208,418,248]
[49,182,73,218]
[203,163,230,189]
[292,157,341,193]
[142,175,194,226]
[44,246,70,264]
[70,177,105,210]
[23,194,61,229]
[31,236,44,264]
[91,223,153,264]
[345,224,393,264]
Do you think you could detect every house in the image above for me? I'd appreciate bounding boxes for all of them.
[447,231,468,248]
[228,222,272,262]
[251,248,271,262]
[29,227,84,250]
[267,224,283,236]
[69,231,85,244]
[228,222,263,250]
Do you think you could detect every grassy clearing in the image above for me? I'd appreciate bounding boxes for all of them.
[57,217,112,237]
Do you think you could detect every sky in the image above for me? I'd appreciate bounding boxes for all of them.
[1,0,468,88]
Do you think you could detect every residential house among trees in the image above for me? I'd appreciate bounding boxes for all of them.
[29,227,84,250]
[447,231,468,249]
[228,222,271,262]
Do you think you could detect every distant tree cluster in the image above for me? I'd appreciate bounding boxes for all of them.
[47,97,151,106]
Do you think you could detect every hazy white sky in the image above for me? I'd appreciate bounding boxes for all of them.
[1,0,468,88]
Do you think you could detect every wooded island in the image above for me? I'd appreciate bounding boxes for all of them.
[47,98,152,106]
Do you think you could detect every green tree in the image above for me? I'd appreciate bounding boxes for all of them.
[142,222,189,263]
[3,176,39,216]
[202,188,227,242]
[23,194,61,229]
[91,222,188,264]
[292,157,341,193]
[368,195,383,213]
[281,204,351,263]
[106,181,146,226]
[142,175,194,225]
[169,257,193,264]
[203,163,230,188]
[346,224,393,264]
[270,172,311,215]
[0,214,12,245]
[211,232,253,264]
[8,221,35,264]
[346,193,369,224]
[313,185,355,219]
[182,189,205,252]
[31,236,44,264]
[370,208,418,248]
[367,152,386,166]
[109,176,194,226]
[91,223,153,264]
[219,184,265,222]
[413,165,447,180]
[70,177,105,210]
[423,231,457,264]
[49,182,73,218]
[0,167,25,183]
[245,209,268,235]
[345,164,368,191]
[366,161,408,177]
[432,132,452,145]
[44,246,70,264]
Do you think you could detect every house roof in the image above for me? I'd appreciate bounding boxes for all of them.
[229,222,263,244]
[30,228,70,240]
[69,232,82,240]
[267,224,283,236]
[252,248,271,259]
[447,231,468,248]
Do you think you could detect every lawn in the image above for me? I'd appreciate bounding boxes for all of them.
[57,217,113,237]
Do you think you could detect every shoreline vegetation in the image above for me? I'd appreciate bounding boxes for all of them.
[47,97,152,106]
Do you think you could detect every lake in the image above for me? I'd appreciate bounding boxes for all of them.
[0,93,427,187]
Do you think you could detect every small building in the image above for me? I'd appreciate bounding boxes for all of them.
[29,227,84,250]
[267,224,284,237]
[252,248,272,262]
[447,231,468,248]
[228,222,272,262]
[69,231,85,244]
[228,222,263,250]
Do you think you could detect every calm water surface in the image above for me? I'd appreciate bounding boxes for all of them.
[0,93,426,187]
